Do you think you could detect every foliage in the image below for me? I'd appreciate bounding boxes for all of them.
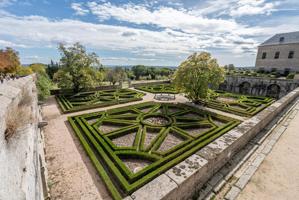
[29,63,47,75]
[136,83,178,94]
[68,102,240,199]
[54,43,103,92]
[286,73,295,79]
[202,91,274,116]
[36,72,53,100]
[0,47,20,73]
[56,89,144,113]
[131,65,174,80]
[173,52,225,102]
[131,65,147,80]
[16,66,33,76]
[106,67,127,85]
[46,60,60,79]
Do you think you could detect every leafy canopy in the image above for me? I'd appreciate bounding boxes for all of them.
[106,67,127,85]
[173,52,224,102]
[0,47,20,73]
[54,43,103,92]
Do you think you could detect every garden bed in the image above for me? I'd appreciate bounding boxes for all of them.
[202,91,275,117]
[68,102,240,199]
[135,84,178,94]
[56,88,144,113]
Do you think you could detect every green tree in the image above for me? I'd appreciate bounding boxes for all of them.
[29,63,47,75]
[131,65,147,80]
[106,67,127,85]
[46,60,60,79]
[53,43,103,92]
[173,52,224,103]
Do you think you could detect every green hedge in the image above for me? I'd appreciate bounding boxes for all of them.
[68,102,240,199]
[56,88,145,113]
[202,91,275,117]
[135,83,178,94]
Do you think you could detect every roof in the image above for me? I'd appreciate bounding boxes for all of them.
[260,31,299,46]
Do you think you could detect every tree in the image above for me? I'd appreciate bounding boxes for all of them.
[131,65,147,80]
[46,60,60,80]
[173,52,224,103]
[0,47,20,73]
[53,43,103,92]
[29,63,47,75]
[106,67,127,85]
[228,64,235,71]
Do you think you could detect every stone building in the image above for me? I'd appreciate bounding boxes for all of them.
[255,31,299,72]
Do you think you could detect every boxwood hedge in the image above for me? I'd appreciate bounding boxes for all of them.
[135,83,178,94]
[56,88,145,113]
[200,91,275,117]
[68,102,240,199]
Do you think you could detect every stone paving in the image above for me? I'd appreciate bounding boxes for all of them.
[195,98,299,200]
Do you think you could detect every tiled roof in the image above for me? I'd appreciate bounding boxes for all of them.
[260,31,299,46]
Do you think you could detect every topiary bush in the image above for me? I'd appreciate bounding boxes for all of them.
[68,102,240,199]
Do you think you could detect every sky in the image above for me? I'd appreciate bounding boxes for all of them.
[0,0,299,67]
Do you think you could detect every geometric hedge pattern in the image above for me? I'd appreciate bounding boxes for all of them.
[202,91,275,117]
[56,89,144,113]
[135,83,178,94]
[68,102,240,199]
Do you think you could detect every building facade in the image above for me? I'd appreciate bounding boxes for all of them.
[255,31,299,72]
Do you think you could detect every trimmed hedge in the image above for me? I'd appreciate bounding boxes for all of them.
[135,83,178,94]
[56,88,145,113]
[201,91,275,117]
[68,102,240,199]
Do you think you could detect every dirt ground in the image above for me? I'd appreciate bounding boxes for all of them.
[237,105,299,200]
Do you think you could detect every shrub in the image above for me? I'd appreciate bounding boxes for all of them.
[286,73,295,79]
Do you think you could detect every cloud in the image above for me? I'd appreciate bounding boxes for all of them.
[0,39,27,48]
[71,2,89,16]
[230,0,278,17]
[0,0,16,7]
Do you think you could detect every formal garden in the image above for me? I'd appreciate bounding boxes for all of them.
[203,91,274,117]
[135,83,178,94]
[68,102,240,199]
[56,89,144,113]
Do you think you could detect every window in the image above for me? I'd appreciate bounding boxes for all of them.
[279,37,285,42]
[288,51,294,59]
[262,52,267,59]
[274,51,280,59]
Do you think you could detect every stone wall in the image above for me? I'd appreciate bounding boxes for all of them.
[255,43,299,72]
[220,75,299,98]
[0,75,47,200]
[125,87,299,200]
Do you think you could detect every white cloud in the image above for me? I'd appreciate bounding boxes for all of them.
[230,0,278,17]
[71,2,89,16]
[0,0,16,7]
[0,39,27,48]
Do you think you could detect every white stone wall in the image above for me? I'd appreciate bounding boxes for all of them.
[255,43,299,72]
[0,75,47,200]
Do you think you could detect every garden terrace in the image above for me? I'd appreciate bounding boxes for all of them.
[56,88,144,113]
[203,91,275,117]
[135,83,178,94]
[68,102,240,199]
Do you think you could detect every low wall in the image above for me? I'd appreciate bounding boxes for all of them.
[0,75,47,200]
[124,87,299,200]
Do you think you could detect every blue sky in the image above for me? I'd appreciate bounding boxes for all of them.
[0,0,299,66]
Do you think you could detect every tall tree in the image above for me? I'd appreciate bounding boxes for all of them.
[131,65,147,80]
[0,47,20,73]
[173,52,224,103]
[53,43,103,92]
[106,67,127,85]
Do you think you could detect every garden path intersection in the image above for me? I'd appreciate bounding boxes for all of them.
[42,87,298,200]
